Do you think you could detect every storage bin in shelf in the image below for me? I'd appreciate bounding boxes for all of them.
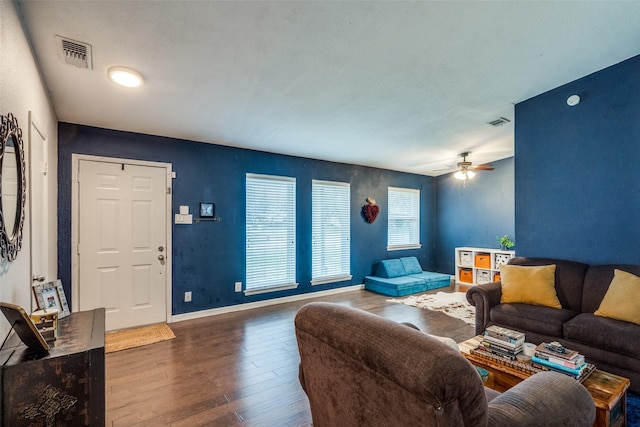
[458,251,473,267]
[474,253,491,269]
[459,268,473,284]
[494,252,512,268]
[477,269,492,284]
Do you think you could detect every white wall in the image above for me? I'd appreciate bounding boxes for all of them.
[0,1,58,341]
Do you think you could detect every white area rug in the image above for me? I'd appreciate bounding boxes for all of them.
[387,291,475,326]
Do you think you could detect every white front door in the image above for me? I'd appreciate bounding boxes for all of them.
[78,159,168,330]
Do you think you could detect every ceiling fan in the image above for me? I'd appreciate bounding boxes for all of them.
[447,152,495,180]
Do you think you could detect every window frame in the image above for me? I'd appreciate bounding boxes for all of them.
[311,179,352,285]
[387,186,421,251]
[245,173,298,295]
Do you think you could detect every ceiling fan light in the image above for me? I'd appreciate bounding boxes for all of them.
[466,170,476,179]
[454,171,466,180]
[108,66,144,88]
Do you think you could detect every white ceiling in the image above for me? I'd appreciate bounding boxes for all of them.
[18,1,640,176]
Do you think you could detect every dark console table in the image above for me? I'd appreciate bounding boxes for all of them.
[0,308,105,426]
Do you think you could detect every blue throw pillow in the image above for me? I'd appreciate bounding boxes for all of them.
[400,257,423,274]
[376,259,406,278]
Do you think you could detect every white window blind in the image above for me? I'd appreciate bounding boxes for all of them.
[387,187,421,250]
[245,174,297,294]
[312,180,352,285]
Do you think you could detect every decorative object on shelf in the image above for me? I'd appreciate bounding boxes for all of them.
[195,201,221,223]
[497,234,515,251]
[32,279,71,319]
[362,197,379,223]
[30,308,59,342]
[0,112,26,261]
[199,202,215,217]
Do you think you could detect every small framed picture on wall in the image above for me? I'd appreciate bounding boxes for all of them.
[199,202,215,218]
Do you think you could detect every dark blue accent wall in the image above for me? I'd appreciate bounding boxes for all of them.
[515,54,640,265]
[58,124,434,314]
[434,157,515,274]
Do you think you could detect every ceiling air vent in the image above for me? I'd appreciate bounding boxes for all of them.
[56,36,93,69]
[487,117,511,127]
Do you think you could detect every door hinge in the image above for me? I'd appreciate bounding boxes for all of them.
[167,187,171,195]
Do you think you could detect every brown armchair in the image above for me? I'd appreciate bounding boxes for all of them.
[295,302,595,427]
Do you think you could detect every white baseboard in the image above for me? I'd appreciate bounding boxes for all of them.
[170,284,365,323]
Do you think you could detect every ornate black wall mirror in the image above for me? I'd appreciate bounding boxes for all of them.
[0,113,26,261]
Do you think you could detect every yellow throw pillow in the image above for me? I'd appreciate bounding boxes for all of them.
[500,264,561,309]
[595,269,640,325]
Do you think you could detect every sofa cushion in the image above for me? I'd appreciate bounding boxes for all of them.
[594,269,640,325]
[400,256,423,274]
[564,313,640,358]
[490,303,578,337]
[375,259,406,278]
[408,272,451,290]
[507,257,589,313]
[364,275,427,297]
[582,264,640,313]
[365,275,425,287]
[500,264,561,309]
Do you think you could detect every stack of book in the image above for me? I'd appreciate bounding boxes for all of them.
[532,342,595,381]
[480,325,525,360]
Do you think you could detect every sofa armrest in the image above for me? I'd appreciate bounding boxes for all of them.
[466,281,502,335]
[487,371,595,427]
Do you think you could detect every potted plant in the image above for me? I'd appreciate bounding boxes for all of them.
[497,235,515,251]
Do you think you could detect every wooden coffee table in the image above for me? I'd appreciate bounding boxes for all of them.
[459,336,630,427]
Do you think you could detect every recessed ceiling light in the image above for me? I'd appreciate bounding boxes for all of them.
[107,66,144,88]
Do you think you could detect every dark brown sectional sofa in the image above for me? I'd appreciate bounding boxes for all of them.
[466,257,640,392]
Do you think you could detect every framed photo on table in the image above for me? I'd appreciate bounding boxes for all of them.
[32,279,71,318]
[0,302,49,353]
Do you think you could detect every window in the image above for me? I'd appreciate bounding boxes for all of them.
[245,174,297,294]
[387,187,421,250]
[311,180,352,285]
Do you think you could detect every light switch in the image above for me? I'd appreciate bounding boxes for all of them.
[179,205,189,215]
[174,214,193,224]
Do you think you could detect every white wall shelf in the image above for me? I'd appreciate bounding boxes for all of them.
[455,247,515,286]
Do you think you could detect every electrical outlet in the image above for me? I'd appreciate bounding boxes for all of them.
[184,291,192,302]
[235,282,242,292]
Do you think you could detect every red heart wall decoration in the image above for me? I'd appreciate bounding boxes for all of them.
[362,197,379,223]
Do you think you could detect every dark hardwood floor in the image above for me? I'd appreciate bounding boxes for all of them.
[105,286,474,426]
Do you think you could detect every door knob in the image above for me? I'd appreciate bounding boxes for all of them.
[33,274,45,282]
[158,254,165,261]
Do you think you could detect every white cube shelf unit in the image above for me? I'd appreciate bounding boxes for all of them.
[455,247,515,286]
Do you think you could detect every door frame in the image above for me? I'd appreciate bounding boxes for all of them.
[71,154,173,323]
[28,111,49,312]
